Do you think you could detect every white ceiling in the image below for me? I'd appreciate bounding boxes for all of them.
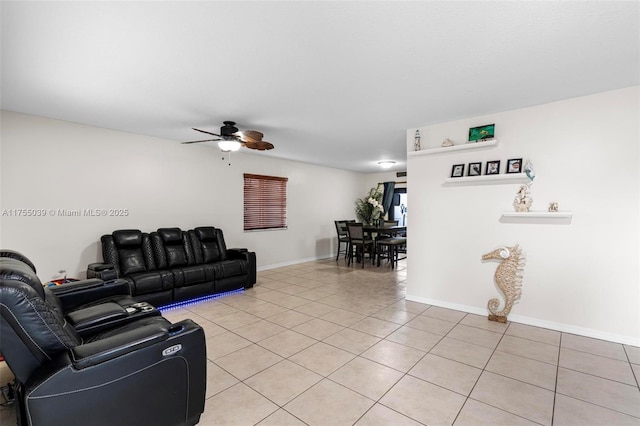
[2,1,638,173]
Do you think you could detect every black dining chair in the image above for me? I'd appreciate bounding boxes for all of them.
[346,222,375,268]
[334,220,354,262]
[376,236,407,269]
[374,219,399,259]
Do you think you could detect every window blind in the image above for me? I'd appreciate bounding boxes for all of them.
[243,173,288,231]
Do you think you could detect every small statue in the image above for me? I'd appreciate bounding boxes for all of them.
[513,184,533,212]
[414,130,421,151]
[524,160,535,182]
[441,138,454,147]
[482,245,526,323]
[548,202,559,212]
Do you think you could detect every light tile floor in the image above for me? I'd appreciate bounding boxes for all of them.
[1,258,639,425]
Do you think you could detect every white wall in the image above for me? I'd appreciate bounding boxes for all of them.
[406,86,639,345]
[0,111,367,279]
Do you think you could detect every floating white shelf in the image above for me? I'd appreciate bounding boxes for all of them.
[409,138,498,157]
[500,211,573,224]
[501,211,573,219]
[444,173,529,186]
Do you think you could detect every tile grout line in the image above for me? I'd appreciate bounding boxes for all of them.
[550,331,564,425]
[623,345,640,389]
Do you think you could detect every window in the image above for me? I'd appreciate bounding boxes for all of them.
[243,173,288,231]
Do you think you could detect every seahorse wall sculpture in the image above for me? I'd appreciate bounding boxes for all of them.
[481,245,526,323]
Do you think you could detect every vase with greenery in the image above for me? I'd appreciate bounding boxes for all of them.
[355,187,384,226]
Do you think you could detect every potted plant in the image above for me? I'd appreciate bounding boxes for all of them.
[355,187,384,226]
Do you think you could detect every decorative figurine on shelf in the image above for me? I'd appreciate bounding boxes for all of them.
[548,202,559,212]
[414,130,421,151]
[513,184,533,212]
[524,160,535,182]
[441,138,454,147]
[482,245,526,323]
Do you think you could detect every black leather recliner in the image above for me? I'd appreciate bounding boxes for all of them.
[151,228,214,302]
[100,229,176,306]
[0,249,160,337]
[189,226,254,293]
[0,257,207,426]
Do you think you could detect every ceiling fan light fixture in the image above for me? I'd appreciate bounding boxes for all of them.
[218,140,241,152]
[378,160,396,169]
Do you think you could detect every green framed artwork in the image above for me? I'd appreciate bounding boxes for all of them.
[468,124,495,142]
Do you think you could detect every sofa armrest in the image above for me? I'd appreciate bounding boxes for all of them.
[87,262,118,280]
[226,248,247,259]
[66,302,129,332]
[50,278,131,311]
[71,322,168,369]
[227,249,256,288]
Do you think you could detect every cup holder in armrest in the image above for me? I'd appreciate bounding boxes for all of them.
[126,302,158,315]
[167,324,185,336]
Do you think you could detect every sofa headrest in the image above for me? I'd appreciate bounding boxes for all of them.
[157,228,183,244]
[194,227,216,242]
[0,257,44,299]
[113,230,143,247]
[0,249,37,273]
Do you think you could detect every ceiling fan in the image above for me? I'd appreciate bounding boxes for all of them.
[181,121,274,152]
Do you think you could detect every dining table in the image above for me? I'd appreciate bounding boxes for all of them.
[362,224,406,236]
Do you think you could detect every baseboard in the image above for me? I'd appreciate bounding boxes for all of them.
[257,255,333,271]
[406,295,640,347]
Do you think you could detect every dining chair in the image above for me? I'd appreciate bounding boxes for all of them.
[375,220,400,259]
[376,236,407,269]
[346,222,375,268]
[377,220,399,238]
[334,220,352,262]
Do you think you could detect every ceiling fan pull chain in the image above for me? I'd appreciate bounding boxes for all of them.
[221,151,232,166]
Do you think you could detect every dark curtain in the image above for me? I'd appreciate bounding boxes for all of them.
[381,181,395,215]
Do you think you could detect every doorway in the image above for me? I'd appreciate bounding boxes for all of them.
[389,188,407,226]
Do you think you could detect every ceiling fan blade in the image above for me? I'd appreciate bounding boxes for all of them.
[181,138,220,144]
[241,130,264,143]
[244,140,274,151]
[192,128,222,137]
[258,141,275,150]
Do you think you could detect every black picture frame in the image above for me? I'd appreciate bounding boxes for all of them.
[485,160,501,175]
[468,124,495,142]
[451,164,465,178]
[506,158,523,174]
[468,162,482,176]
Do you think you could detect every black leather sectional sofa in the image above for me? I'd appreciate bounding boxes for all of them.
[88,226,256,306]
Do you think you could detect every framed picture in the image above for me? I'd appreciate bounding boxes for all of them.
[485,160,501,175]
[506,158,523,174]
[451,164,465,178]
[468,162,482,176]
[468,124,495,142]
